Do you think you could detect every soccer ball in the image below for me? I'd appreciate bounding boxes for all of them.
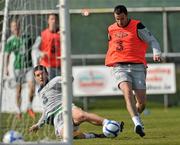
[103,120,120,138]
[3,130,24,143]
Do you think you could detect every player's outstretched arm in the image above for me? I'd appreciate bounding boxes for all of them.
[29,112,46,133]
[29,124,39,133]
[137,22,162,62]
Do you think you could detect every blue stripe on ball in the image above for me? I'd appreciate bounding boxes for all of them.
[10,130,23,143]
[105,127,118,137]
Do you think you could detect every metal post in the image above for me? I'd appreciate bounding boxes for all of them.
[83,97,88,111]
[59,0,73,144]
[162,11,169,108]
[164,94,169,108]
[0,0,9,132]
[82,57,89,111]
[162,11,168,59]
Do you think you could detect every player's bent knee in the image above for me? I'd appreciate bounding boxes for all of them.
[77,112,87,122]
[73,111,87,124]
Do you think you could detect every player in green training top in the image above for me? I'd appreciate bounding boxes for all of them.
[4,20,36,119]
[29,65,124,139]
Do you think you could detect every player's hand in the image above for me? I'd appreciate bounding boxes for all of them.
[29,124,39,133]
[153,54,161,62]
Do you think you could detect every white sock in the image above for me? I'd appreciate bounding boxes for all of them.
[103,119,109,125]
[132,116,142,126]
[84,133,96,139]
[137,113,144,127]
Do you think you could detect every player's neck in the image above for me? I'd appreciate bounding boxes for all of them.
[12,31,20,37]
[48,27,57,33]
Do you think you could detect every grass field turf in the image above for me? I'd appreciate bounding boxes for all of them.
[1,106,180,145]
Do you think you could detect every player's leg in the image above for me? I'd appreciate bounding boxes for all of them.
[53,109,100,139]
[131,64,146,137]
[119,81,138,117]
[111,64,138,118]
[26,68,35,118]
[73,125,106,139]
[15,83,22,119]
[55,125,105,139]
[131,89,146,137]
[132,64,147,114]
[112,65,140,124]
[112,64,144,137]
[119,81,145,137]
[53,112,63,139]
[72,106,124,137]
[134,90,146,114]
[72,106,105,126]
[14,69,22,119]
[73,131,106,139]
[72,120,106,139]
[27,80,35,118]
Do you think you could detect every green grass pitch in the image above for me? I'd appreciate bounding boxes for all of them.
[1,107,180,145]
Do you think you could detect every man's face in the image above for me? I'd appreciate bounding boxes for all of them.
[114,13,128,27]
[48,15,57,31]
[10,21,19,35]
[34,70,48,86]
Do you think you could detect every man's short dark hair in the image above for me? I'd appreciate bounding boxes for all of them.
[33,65,48,75]
[114,5,128,15]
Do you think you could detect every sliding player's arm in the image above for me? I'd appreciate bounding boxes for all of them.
[29,111,46,133]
